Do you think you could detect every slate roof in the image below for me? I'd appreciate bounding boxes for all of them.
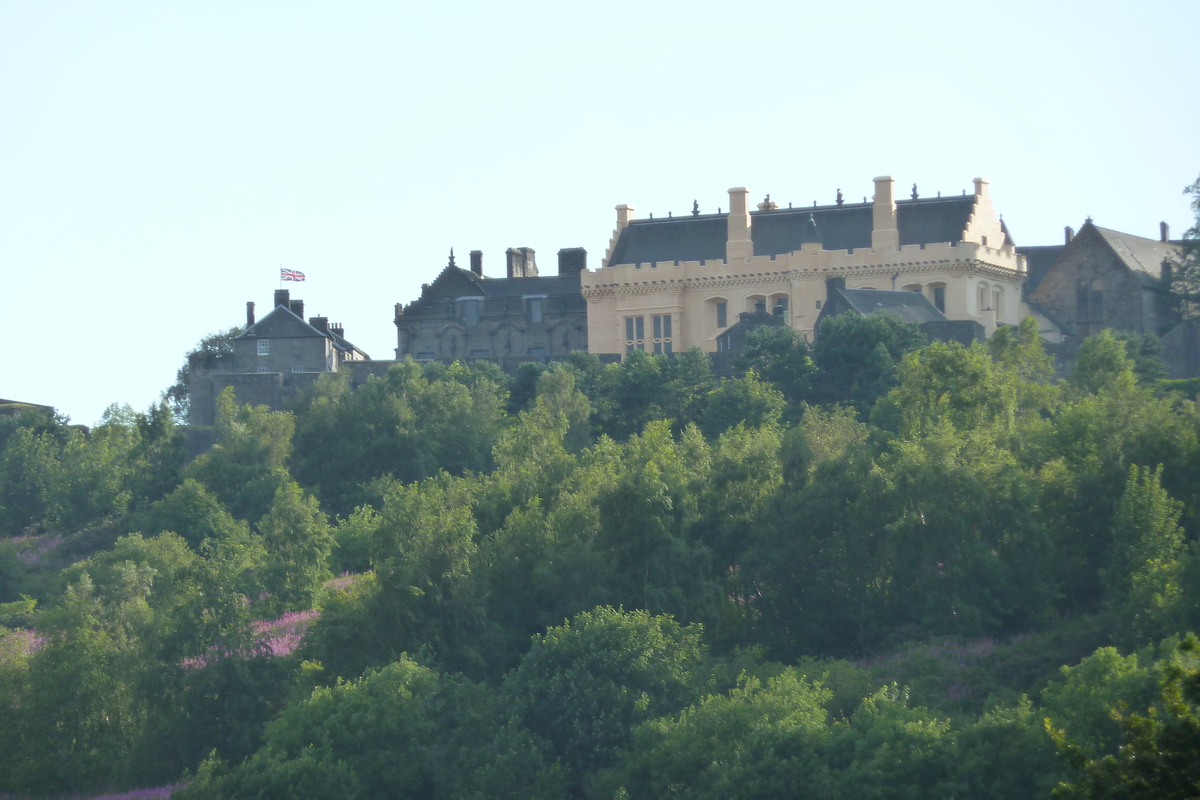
[1015,244,1066,295]
[835,287,948,325]
[1092,225,1180,287]
[407,264,583,308]
[607,195,979,266]
[237,305,369,357]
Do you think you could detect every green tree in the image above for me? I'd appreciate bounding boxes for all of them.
[257,481,334,613]
[165,327,241,422]
[132,478,249,550]
[813,311,927,412]
[1069,329,1138,395]
[733,324,817,409]
[185,388,294,522]
[699,370,785,437]
[502,606,708,788]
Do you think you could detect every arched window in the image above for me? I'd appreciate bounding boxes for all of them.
[926,282,946,313]
[707,297,729,329]
[769,293,789,322]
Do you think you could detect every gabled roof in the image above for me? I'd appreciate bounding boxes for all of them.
[1091,224,1180,287]
[835,287,947,325]
[406,263,583,308]
[607,195,979,266]
[715,310,786,344]
[1015,244,1067,295]
[237,304,369,357]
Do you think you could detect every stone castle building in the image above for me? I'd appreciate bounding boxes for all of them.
[580,176,1028,355]
[394,247,589,366]
[188,289,369,425]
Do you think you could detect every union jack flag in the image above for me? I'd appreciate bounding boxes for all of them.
[281,268,306,282]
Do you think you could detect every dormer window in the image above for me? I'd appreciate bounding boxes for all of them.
[258,340,270,355]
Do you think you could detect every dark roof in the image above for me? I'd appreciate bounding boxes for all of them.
[408,264,582,307]
[715,310,786,343]
[1092,224,1180,286]
[237,305,369,357]
[607,195,978,266]
[1015,244,1066,295]
[836,287,947,325]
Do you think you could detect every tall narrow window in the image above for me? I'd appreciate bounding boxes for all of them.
[625,316,645,354]
[716,301,727,328]
[258,339,270,355]
[1091,283,1104,323]
[462,300,479,326]
[529,299,543,323]
[993,290,1002,322]
[773,298,788,321]
[652,314,673,354]
[1077,284,1090,323]
[933,286,945,313]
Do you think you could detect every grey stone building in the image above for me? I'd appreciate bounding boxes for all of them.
[1027,220,1181,338]
[394,247,589,366]
[816,277,985,345]
[188,289,369,425]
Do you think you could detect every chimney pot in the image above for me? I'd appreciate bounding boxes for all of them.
[1161,221,1170,242]
[246,301,255,328]
[469,250,483,276]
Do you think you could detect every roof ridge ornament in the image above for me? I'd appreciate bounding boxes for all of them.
[912,183,919,200]
[757,194,778,212]
[692,199,700,216]
[448,248,456,268]
[836,188,844,206]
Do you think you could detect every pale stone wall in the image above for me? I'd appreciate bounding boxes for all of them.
[583,178,1028,354]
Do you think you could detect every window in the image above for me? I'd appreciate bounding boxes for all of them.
[257,366,270,374]
[462,299,479,326]
[716,301,727,329]
[652,314,673,354]
[258,339,270,356]
[993,290,1002,321]
[527,346,545,356]
[978,285,988,315]
[469,348,490,358]
[625,316,645,354]
[931,285,946,313]
[416,351,437,361]
[981,235,988,247]
[815,299,823,309]
[773,297,788,321]
[1077,283,1090,322]
[291,366,303,373]
[529,299,543,323]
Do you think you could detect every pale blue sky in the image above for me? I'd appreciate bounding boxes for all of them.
[3,0,1197,425]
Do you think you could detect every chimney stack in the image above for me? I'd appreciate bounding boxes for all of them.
[616,204,636,232]
[871,176,899,250]
[506,247,537,278]
[726,187,753,260]
[1161,221,1170,242]
[330,323,344,340]
[274,289,290,309]
[1065,226,1075,244]
[469,250,483,277]
[289,299,304,318]
[557,247,587,278]
[246,301,255,328]
[309,316,329,334]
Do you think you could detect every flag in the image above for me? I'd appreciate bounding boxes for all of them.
[281,268,306,282]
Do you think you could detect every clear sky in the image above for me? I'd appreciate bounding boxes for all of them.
[3,0,1197,425]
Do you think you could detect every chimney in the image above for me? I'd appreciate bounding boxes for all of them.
[616,204,636,232]
[973,177,989,199]
[274,289,290,309]
[1161,221,1170,243]
[309,316,329,334]
[506,247,537,278]
[871,177,899,249]
[329,323,344,340]
[726,187,753,260]
[246,301,255,328]
[469,250,483,277]
[1065,226,1075,244]
[557,247,587,278]
[289,299,304,318]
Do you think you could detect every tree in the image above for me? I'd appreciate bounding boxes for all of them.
[1069,329,1137,395]
[132,478,249,551]
[1052,635,1200,800]
[698,370,785,437]
[257,481,334,613]
[813,311,927,412]
[502,606,707,788]
[732,324,817,409]
[1166,174,1200,321]
[165,327,241,422]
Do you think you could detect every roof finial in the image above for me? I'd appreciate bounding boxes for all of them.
[449,248,456,268]
[836,188,844,206]
[911,183,919,200]
[692,199,700,216]
[757,194,778,212]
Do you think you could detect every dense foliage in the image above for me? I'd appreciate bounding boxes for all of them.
[2,313,1200,799]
